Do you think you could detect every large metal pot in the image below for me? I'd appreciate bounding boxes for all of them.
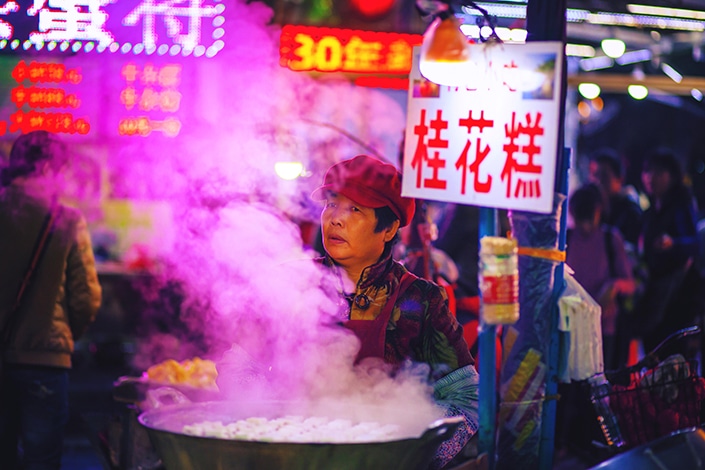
[138,400,463,470]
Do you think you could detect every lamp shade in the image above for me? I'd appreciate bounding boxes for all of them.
[419,15,473,87]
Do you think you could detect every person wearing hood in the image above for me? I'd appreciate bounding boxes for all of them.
[311,154,479,469]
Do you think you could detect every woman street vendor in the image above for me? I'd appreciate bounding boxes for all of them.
[311,154,479,469]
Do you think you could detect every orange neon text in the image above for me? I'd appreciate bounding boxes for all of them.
[121,62,182,87]
[8,109,90,134]
[12,85,80,108]
[120,87,182,112]
[118,116,181,137]
[12,60,82,84]
[280,25,421,74]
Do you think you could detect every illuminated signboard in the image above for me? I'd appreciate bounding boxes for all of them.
[0,0,226,58]
[402,43,564,214]
[0,56,196,138]
[4,59,89,135]
[118,61,182,137]
[0,0,227,139]
[279,25,421,89]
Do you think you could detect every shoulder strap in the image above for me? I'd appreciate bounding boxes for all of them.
[398,271,419,296]
[2,203,61,343]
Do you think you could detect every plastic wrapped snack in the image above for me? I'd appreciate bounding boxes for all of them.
[479,236,519,324]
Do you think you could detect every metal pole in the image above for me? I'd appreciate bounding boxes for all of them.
[525,1,569,468]
[538,149,570,469]
[478,207,497,467]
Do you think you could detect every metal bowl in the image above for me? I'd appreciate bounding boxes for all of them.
[138,400,463,470]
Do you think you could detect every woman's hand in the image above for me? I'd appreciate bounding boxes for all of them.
[613,278,636,296]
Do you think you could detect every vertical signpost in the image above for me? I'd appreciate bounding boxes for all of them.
[478,206,497,467]
[402,41,564,467]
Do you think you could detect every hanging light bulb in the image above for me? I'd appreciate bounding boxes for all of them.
[419,13,473,87]
[578,82,601,100]
[627,84,648,100]
[601,38,626,59]
[274,161,304,180]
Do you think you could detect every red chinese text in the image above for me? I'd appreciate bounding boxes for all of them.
[410,109,448,190]
[455,110,494,194]
[501,111,545,199]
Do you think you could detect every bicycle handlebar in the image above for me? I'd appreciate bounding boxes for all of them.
[604,326,700,380]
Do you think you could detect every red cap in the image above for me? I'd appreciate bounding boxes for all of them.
[311,154,416,227]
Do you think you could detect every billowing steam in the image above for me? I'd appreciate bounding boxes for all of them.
[47,0,441,433]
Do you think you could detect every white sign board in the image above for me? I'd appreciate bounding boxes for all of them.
[402,42,564,213]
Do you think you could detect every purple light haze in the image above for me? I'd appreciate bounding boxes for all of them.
[23,0,442,432]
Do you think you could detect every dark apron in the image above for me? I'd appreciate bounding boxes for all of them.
[344,272,417,362]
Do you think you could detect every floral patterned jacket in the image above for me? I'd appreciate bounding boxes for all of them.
[316,248,479,469]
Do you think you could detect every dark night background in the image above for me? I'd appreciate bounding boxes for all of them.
[576,92,705,216]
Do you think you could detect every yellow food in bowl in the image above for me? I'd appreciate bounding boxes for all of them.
[146,357,218,389]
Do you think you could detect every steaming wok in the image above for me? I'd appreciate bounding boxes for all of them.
[138,400,463,470]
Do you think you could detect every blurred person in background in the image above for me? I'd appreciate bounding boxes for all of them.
[589,149,643,252]
[0,131,102,469]
[396,200,459,307]
[557,183,635,460]
[566,183,635,369]
[312,154,478,469]
[588,149,645,367]
[637,149,702,357]
[433,204,481,320]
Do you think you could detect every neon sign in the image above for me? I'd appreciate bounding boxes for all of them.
[0,0,225,57]
[1,60,90,135]
[123,0,219,51]
[118,61,182,137]
[280,25,422,75]
[12,85,80,108]
[0,56,189,138]
[27,0,114,46]
[118,115,180,137]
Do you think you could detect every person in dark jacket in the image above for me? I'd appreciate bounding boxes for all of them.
[0,131,102,469]
[311,155,478,469]
[637,149,701,355]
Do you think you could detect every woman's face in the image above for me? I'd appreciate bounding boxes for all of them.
[320,192,398,274]
[573,206,601,235]
[589,161,621,195]
[642,168,671,198]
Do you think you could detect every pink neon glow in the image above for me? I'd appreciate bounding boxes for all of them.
[2,0,432,424]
